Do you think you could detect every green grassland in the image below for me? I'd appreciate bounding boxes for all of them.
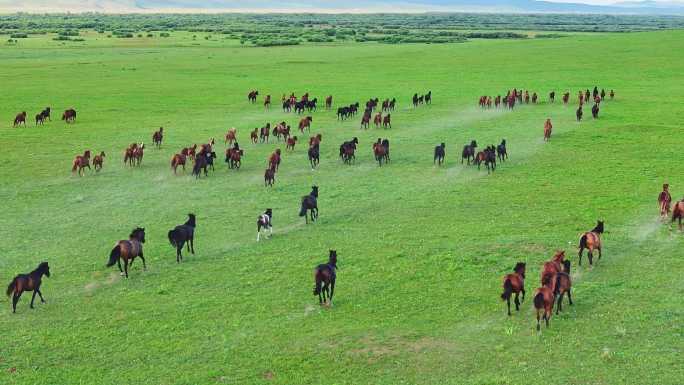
[0,29,683,385]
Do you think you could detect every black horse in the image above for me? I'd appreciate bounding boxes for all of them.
[425,91,432,105]
[192,152,211,178]
[461,140,477,164]
[340,137,358,164]
[381,139,390,163]
[299,186,319,224]
[434,143,445,165]
[576,106,583,122]
[308,143,320,169]
[6,262,50,313]
[496,139,508,162]
[256,209,273,242]
[313,250,337,306]
[168,214,196,263]
[592,103,600,119]
[484,145,497,174]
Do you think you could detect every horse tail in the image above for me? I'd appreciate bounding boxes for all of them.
[534,292,545,310]
[554,273,563,295]
[579,233,588,250]
[6,277,17,297]
[71,160,78,172]
[299,200,307,217]
[168,230,178,247]
[107,245,120,267]
[313,269,322,295]
[501,278,513,301]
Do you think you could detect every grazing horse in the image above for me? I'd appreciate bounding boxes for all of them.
[72,150,92,176]
[264,95,271,109]
[269,149,282,171]
[107,227,146,278]
[313,250,337,305]
[554,260,573,314]
[299,116,312,133]
[496,139,508,162]
[6,262,51,313]
[308,143,320,169]
[168,214,196,263]
[544,119,553,141]
[152,127,164,148]
[62,109,76,123]
[461,140,477,164]
[225,128,237,146]
[325,95,333,110]
[578,221,604,266]
[286,136,298,151]
[250,128,258,144]
[383,114,391,129]
[264,165,276,187]
[248,90,259,103]
[299,186,319,223]
[576,105,583,122]
[672,200,684,231]
[434,143,446,165]
[534,275,555,331]
[171,153,187,174]
[592,103,599,119]
[260,124,270,143]
[501,262,526,316]
[93,151,105,172]
[659,184,672,218]
[549,91,555,103]
[13,111,27,127]
[256,209,273,241]
[373,141,387,167]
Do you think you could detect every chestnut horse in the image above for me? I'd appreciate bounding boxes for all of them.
[225,128,237,145]
[250,128,258,144]
[264,95,271,109]
[264,165,276,187]
[13,111,27,127]
[72,150,92,176]
[6,262,50,313]
[106,227,146,278]
[554,260,573,314]
[373,141,387,167]
[541,250,566,284]
[534,275,555,331]
[299,116,312,133]
[672,200,684,231]
[313,250,337,306]
[543,119,552,141]
[171,153,187,174]
[578,221,604,266]
[62,109,76,123]
[501,262,526,316]
[152,127,164,148]
[373,112,382,128]
[286,136,298,151]
[658,184,672,218]
[269,149,281,171]
[325,95,333,109]
[93,151,105,172]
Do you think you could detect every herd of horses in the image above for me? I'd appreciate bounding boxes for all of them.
[12,107,76,127]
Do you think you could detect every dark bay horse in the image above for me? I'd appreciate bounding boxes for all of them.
[313,250,337,306]
[578,221,604,266]
[554,260,573,314]
[658,184,672,218]
[373,141,387,167]
[13,111,27,127]
[496,139,507,162]
[308,143,320,169]
[264,165,276,187]
[168,214,196,263]
[6,262,50,313]
[93,151,105,172]
[107,228,146,278]
[461,140,477,164]
[299,186,319,223]
[152,127,164,148]
[534,275,555,331]
[434,143,445,165]
[672,200,684,231]
[501,262,526,316]
[62,108,76,123]
[257,209,273,242]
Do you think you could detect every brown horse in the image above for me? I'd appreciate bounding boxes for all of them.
[152,127,164,148]
[658,184,672,218]
[260,124,270,143]
[13,111,27,127]
[299,116,312,133]
[578,221,604,266]
[225,127,237,145]
[93,151,106,172]
[124,143,137,166]
[541,250,565,284]
[313,250,337,306]
[534,275,555,331]
[373,142,387,167]
[269,149,281,171]
[72,150,92,176]
[264,165,276,187]
[106,227,146,278]
[264,95,271,109]
[325,95,333,109]
[6,262,50,313]
[226,147,243,169]
[501,262,526,316]
[171,153,187,174]
[131,143,145,166]
[286,136,298,151]
[554,260,573,314]
[543,119,552,141]
[248,90,259,103]
[250,128,258,144]
[373,112,382,128]
[35,112,45,125]
[309,134,322,148]
[673,200,684,231]
[62,108,76,123]
[361,112,370,129]
[383,114,391,129]
[562,92,570,104]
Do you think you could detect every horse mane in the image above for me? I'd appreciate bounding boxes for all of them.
[562,260,571,274]
[592,221,604,234]
[185,214,196,227]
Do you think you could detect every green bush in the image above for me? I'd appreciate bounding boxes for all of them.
[10,33,28,38]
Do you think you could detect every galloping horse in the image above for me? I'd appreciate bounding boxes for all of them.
[152,127,164,148]
[93,151,106,172]
[496,139,508,162]
[340,137,358,164]
[373,112,383,128]
[269,149,282,171]
[461,140,477,164]
[382,114,391,129]
[264,95,271,109]
[299,186,319,223]
[325,95,333,110]
[592,103,599,119]
[256,209,273,241]
[554,260,573,314]
[501,262,526,316]
[13,111,27,127]
[549,91,555,103]
[168,214,196,263]
[225,128,237,146]
[72,150,92,176]
[578,221,604,266]
[313,250,337,306]
[672,199,684,231]
[299,116,312,133]
[6,262,50,313]
[250,128,258,144]
[434,143,446,165]
[107,227,146,278]
[62,109,76,123]
[576,105,583,121]
[373,141,387,167]
[534,274,556,331]
[540,250,565,285]
[308,143,320,169]
[171,152,187,174]
[260,123,270,143]
[264,165,276,187]
[659,184,672,218]
[544,119,553,141]
[248,90,259,103]
[286,136,298,151]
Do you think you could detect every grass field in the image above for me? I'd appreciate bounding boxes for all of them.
[1,29,683,385]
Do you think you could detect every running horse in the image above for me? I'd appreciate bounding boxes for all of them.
[313,250,337,306]
[543,119,553,141]
[269,149,281,172]
[658,184,672,218]
[6,262,51,313]
[62,108,77,123]
[72,150,92,176]
[106,227,146,278]
[501,262,526,316]
[673,199,684,231]
[152,127,164,148]
[13,111,27,127]
[248,90,259,103]
[93,151,106,172]
[578,221,604,266]
[225,128,237,146]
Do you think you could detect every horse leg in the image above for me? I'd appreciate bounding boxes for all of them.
[329,279,335,306]
[190,237,195,254]
[514,293,520,311]
[117,259,124,275]
[321,282,328,303]
[521,288,526,302]
[578,247,584,266]
[567,289,573,305]
[536,309,541,331]
[139,252,147,270]
[598,246,602,260]
[37,288,46,303]
[257,227,261,242]
[176,246,181,263]
[506,296,511,316]
[12,292,21,313]
[556,293,564,314]
[124,259,129,278]
[588,250,593,266]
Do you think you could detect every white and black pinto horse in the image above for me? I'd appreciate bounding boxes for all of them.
[257,209,273,241]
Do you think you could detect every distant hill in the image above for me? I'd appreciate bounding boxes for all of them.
[1,0,684,14]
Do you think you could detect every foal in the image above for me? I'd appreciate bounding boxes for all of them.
[256,209,273,241]
[501,262,526,316]
[168,214,196,263]
[313,250,337,306]
[6,262,50,313]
